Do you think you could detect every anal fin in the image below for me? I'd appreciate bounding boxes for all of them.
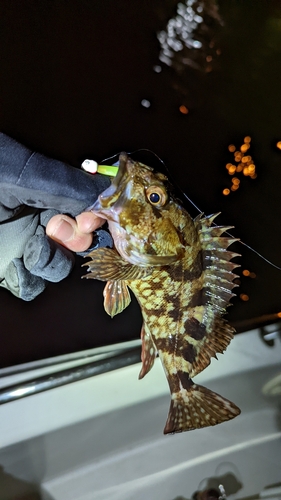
[138,323,157,379]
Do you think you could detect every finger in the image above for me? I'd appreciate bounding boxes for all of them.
[46,214,100,252]
[75,212,105,233]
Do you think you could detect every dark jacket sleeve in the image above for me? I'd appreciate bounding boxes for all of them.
[0,133,110,222]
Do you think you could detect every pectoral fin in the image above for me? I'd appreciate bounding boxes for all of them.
[82,247,152,281]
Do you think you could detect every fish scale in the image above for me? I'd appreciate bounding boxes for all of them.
[84,153,241,434]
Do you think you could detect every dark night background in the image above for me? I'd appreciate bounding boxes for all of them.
[1,0,281,367]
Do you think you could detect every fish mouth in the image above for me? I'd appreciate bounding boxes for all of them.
[111,152,128,187]
[90,193,119,222]
[90,153,130,222]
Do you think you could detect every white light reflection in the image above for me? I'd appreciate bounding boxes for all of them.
[153,65,162,73]
[10,386,35,398]
[157,0,223,72]
[141,99,151,108]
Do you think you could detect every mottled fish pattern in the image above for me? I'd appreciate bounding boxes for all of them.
[84,153,241,434]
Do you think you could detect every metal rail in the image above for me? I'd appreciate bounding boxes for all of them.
[0,315,280,405]
[0,346,141,405]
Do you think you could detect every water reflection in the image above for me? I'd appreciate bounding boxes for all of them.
[223,136,257,196]
[157,0,223,74]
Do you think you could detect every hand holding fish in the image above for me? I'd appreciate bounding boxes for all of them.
[0,133,110,300]
[84,153,241,434]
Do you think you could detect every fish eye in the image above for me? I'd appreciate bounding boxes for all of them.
[146,186,167,207]
[149,192,160,204]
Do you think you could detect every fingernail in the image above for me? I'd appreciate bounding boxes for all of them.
[51,219,75,242]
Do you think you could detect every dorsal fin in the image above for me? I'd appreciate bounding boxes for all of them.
[185,214,240,378]
[195,213,240,315]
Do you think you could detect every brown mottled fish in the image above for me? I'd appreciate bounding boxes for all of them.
[83,153,241,434]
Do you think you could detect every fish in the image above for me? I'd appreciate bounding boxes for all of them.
[83,153,241,434]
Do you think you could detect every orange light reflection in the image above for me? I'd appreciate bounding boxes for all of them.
[179,105,189,114]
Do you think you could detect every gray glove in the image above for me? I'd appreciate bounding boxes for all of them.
[0,133,111,300]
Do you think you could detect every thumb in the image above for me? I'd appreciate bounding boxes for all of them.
[46,214,93,252]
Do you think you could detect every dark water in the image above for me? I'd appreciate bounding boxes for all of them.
[1,0,281,365]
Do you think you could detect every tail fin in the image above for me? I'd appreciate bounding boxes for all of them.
[164,383,240,434]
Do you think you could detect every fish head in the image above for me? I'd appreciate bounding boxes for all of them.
[90,153,188,266]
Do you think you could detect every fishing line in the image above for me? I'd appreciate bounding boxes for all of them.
[181,186,281,271]
[99,149,281,271]
[100,152,121,164]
